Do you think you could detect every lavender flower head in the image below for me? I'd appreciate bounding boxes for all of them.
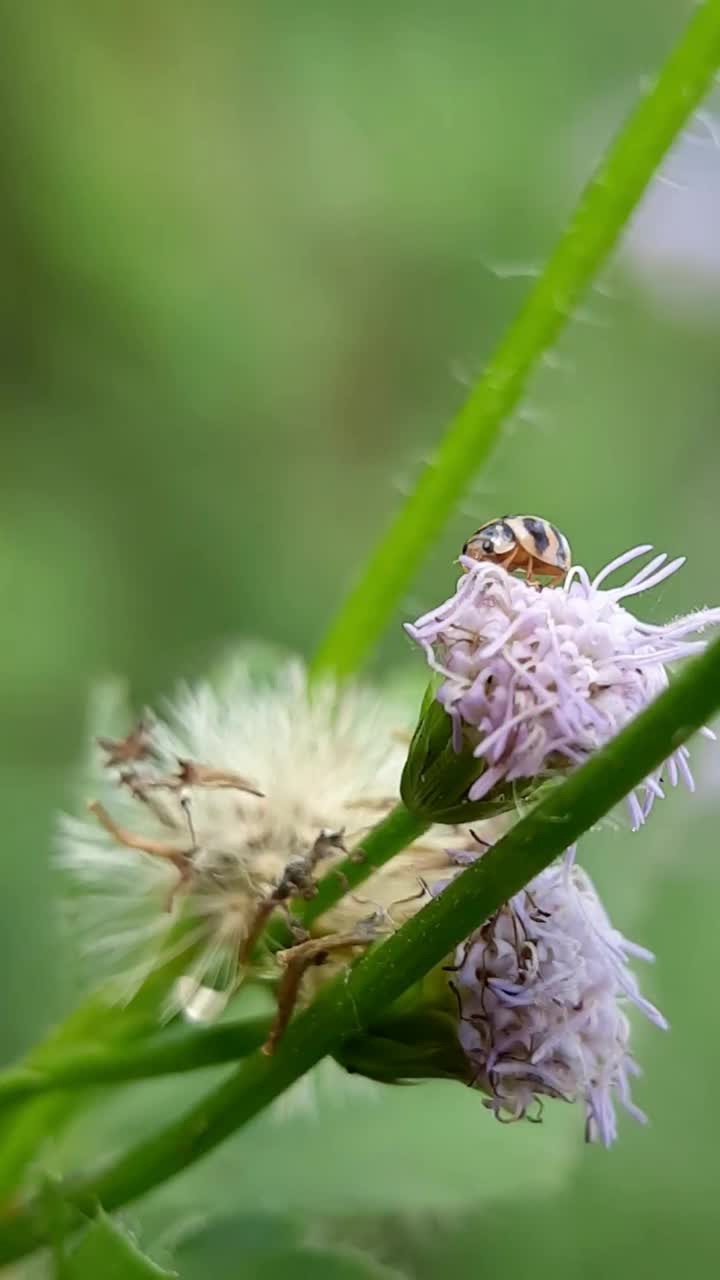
[452,856,667,1145]
[406,545,720,827]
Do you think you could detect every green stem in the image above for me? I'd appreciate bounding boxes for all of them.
[0,930,210,1201]
[298,803,428,927]
[5,631,720,1262]
[0,1018,270,1113]
[311,0,720,679]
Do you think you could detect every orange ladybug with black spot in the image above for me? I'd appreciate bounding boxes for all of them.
[462,515,571,583]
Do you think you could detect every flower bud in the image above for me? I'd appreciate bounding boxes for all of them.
[400,679,538,823]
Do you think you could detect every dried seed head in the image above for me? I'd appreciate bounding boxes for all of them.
[58,661,480,1018]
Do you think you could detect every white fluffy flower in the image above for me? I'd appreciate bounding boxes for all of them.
[450,856,667,1145]
[59,661,469,1015]
[406,545,720,827]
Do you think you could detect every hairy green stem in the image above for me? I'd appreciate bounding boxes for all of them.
[4,631,720,1261]
[311,0,720,679]
[0,1018,270,1113]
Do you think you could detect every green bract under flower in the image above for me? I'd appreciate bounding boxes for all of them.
[400,683,540,823]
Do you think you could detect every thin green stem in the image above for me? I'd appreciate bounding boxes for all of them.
[298,803,428,927]
[311,0,720,679]
[5,631,720,1262]
[0,930,207,1201]
[0,1018,270,1113]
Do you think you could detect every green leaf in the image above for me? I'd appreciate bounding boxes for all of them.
[175,1214,301,1269]
[234,1248,404,1280]
[59,1211,175,1279]
[172,1213,406,1280]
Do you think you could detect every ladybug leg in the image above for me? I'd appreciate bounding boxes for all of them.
[524,555,535,585]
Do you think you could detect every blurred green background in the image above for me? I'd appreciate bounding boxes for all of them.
[3,0,720,1276]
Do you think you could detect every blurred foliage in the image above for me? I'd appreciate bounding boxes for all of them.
[57,1212,174,1279]
[2,0,720,1276]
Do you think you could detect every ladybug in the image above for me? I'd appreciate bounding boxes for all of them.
[462,515,571,583]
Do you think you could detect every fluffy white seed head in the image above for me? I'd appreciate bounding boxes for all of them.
[451,855,667,1145]
[406,545,720,826]
[58,661,478,1015]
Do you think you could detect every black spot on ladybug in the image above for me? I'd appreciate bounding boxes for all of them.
[523,517,550,554]
[550,524,567,563]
